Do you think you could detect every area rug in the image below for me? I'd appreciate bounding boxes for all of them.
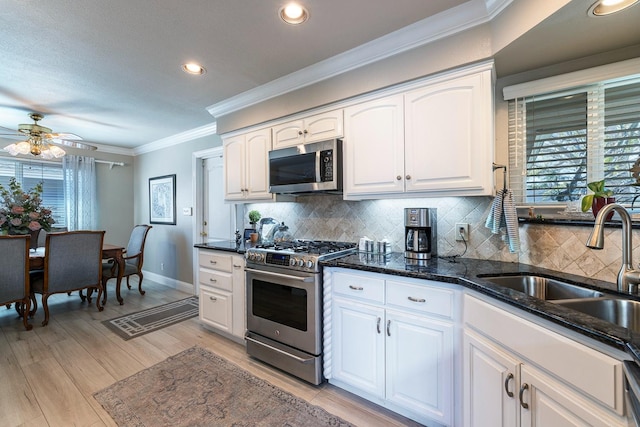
[102,296,199,340]
[94,346,353,427]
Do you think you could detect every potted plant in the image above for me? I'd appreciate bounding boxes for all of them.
[248,210,261,243]
[581,179,615,219]
[0,177,55,249]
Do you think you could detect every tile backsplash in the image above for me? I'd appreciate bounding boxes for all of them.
[245,194,639,284]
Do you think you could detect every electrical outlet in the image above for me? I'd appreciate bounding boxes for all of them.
[455,223,469,241]
[160,263,164,271]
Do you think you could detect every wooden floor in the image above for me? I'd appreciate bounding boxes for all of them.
[0,279,423,427]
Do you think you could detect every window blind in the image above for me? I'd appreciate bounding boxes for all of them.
[0,158,66,227]
[508,76,640,205]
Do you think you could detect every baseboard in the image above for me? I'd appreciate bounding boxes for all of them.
[141,270,194,295]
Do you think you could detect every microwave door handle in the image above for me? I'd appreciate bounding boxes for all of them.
[245,267,315,282]
[315,150,321,182]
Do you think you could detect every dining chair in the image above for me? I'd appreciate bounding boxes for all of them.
[102,224,152,303]
[30,230,105,326]
[0,235,33,330]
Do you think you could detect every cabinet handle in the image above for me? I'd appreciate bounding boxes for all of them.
[406,175,411,180]
[233,264,242,268]
[209,260,217,264]
[376,317,381,334]
[349,285,364,291]
[209,296,217,302]
[408,296,426,303]
[303,129,308,135]
[396,175,402,180]
[209,278,217,283]
[504,372,514,398]
[519,383,529,409]
[386,320,391,336]
[298,130,303,136]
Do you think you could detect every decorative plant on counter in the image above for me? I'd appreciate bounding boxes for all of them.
[0,177,55,235]
[248,210,261,228]
[581,179,615,219]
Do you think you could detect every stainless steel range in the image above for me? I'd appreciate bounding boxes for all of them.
[245,240,357,385]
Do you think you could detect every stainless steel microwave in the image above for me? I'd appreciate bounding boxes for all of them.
[268,139,342,194]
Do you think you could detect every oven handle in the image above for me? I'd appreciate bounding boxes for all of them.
[245,335,315,364]
[245,267,315,282]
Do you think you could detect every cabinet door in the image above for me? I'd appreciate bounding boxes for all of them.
[463,330,519,427]
[520,364,625,427]
[343,94,405,197]
[303,110,343,143]
[223,135,246,201]
[332,297,385,398]
[404,70,493,195]
[231,255,246,338]
[386,309,454,426]
[272,119,304,149]
[200,286,233,333]
[245,128,272,200]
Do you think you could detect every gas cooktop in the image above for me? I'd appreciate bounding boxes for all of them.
[246,239,357,273]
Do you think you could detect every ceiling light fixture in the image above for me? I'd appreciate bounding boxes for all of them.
[588,0,639,16]
[182,62,206,75]
[3,114,66,159]
[280,2,309,25]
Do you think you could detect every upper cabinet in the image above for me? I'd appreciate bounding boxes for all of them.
[343,63,494,199]
[223,127,273,202]
[272,109,343,149]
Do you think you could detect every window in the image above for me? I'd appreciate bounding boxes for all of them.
[0,158,66,227]
[507,73,640,205]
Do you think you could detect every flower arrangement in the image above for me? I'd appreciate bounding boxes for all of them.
[0,178,55,234]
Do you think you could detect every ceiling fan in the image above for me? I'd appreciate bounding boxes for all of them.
[0,113,97,159]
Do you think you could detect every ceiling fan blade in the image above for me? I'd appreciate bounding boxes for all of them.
[45,132,82,140]
[48,138,97,151]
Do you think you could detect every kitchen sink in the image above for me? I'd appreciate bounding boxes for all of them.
[480,275,604,300]
[555,298,640,332]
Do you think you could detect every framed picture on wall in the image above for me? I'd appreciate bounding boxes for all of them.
[149,174,176,225]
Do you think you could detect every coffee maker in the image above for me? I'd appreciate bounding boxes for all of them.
[404,208,437,260]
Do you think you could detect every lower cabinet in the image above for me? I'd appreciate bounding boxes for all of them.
[197,249,245,341]
[325,268,460,426]
[463,293,628,427]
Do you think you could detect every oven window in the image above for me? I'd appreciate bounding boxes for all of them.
[252,280,307,331]
[270,153,316,185]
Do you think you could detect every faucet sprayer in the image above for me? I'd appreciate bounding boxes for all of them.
[586,203,640,293]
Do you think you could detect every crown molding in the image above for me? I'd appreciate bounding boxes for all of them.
[95,143,135,156]
[134,122,218,156]
[206,0,511,119]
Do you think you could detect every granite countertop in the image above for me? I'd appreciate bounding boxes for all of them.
[194,240,252,253]
[321,252,640,363]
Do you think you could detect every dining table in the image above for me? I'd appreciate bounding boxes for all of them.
[29,243,127,304]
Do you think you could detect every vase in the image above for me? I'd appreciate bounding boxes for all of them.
[7,229,40,250]
[592,197,615,221]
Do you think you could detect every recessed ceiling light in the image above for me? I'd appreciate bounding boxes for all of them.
[588,0,639,16]
[182,63,206,75]
[280,2,309,25]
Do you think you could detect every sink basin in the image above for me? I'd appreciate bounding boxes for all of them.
[555,298,640,331]
[480,275,604,300]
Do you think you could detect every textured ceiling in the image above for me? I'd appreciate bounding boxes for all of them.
[0,0,638,152]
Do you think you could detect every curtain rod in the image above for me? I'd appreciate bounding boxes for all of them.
[95,159,125,169]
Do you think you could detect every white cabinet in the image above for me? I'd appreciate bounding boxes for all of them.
[198,249,245,341]
[272,109,343,149]
[223,127,272,202]
[463,293,627,427]
[343,64,494,199]
[325,268,459,426]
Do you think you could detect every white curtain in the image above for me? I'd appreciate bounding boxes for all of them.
[63,155,97,230]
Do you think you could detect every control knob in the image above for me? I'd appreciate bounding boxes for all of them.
[306,260,314,269]
[297,258,305,267]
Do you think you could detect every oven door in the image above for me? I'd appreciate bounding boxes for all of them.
[245,265,321,355]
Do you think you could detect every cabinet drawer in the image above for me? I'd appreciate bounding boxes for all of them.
[199,287,232,333]
[198,252,232,272]
[333,271,384,304]
[386,280,454,319]
[199,269,233,292]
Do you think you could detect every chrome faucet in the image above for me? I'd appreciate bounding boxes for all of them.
[586,203,640,293]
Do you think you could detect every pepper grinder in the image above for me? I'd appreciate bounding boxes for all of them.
[235,229,241,246]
